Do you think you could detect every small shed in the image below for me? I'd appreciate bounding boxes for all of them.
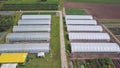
[37,52,45,57]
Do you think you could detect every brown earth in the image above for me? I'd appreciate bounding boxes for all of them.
[63,1,120,19]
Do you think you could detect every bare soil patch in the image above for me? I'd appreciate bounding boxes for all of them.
[64,2,120,19]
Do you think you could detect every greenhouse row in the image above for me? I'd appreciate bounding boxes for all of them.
[65,15,120,53]
[0,15,52,54]
[5,15,52,42]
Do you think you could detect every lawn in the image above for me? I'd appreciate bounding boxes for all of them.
[18,16,61,68]
[67,0,120,4]
[66,8,87,15]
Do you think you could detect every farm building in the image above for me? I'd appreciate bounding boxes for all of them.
[71,43,120,53]
[6,33,50,42]
[22,15,51,20]
[0,53,28,63]
[1,64,18,68]
[0,43,50,53]
[13,26,51,33]
[67,25,103,32]
[65,15,93,20]
[18,20,51,25]
[66,20,97,25]
[68,33,110,41]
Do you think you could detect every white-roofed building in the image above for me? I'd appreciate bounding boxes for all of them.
[67,25,103,32]
[66,20,97,25]
[65,15,93,20]
[6,33,50,42]
[0,43,50,53]
[18,20,51,25]
[13,26,51,33]
[1,64,18,68]
[22,15,51,20]
[71,43,120,53]
[68,33,110,41]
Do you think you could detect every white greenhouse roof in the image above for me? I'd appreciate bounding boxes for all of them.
[13,26,51,33]
[67,25,103,32]
[1,64,18,68]
[22,15,51,20]
[6,33,50,42]
[68,33,110,41]
[66,20,97,25]
[65,15,93,20]
[18,20,51,25]
[71,43,120,53]
[0,43,50,53]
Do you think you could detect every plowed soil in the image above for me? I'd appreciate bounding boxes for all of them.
[63,1,120,19]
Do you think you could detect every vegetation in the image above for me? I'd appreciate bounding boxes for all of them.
[66,8,87,15]
[18,16,61,68]
[0,2,3,9]
[22,12,56,15]
[1,3,58,10]
[0,0,60,10]
[72,58,115,68]
[0,12,20,32]
[67,0,120,4]
[5,0,58,4]
[109,28,120,35]
[103,21,120,24]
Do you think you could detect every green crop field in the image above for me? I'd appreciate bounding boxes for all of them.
[66,8,87,15]
[103,21,120,24]
[67,0,120,4]
[5,0,58,4]
[18,16,61,68]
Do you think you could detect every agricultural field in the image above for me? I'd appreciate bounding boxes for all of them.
[0,0,60,10]
[103,21,120,24]
[67,0,120,4]
[4,0,58,4]
[72,58,115,68]
[65,8,87,15]
[17,16,61,68]
[22,12,56,15]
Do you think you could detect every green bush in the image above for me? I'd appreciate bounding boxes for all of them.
[0,3,58,10]
[0,13,20,32]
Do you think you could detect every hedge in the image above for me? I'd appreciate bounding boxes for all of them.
[0,3,58,10]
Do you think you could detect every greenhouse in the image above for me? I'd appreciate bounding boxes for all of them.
[0,43,50,53]
[71,43,120,53]
[67,25,103,32]
[66,20,97,25]
[65,15,93,20]
[18,20,51,25]
[68,33,110,41]
[6,33,50,42]
[13,26,51,33]
[22,15,51,20]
